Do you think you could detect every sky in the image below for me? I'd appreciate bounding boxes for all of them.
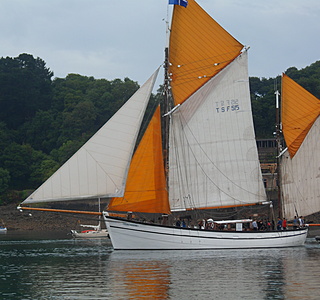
[1,0,320,85]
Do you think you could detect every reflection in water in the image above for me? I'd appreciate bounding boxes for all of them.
[108,258,170,299]
[0,235,319,300]
[263,256,285,299]
[283,245,319,299]
[107,247,318,300]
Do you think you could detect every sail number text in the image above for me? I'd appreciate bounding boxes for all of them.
[215,99,240,113]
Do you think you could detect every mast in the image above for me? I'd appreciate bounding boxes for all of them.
[275,89,283,218]
[162,2,175,180]
[162,47,172,182]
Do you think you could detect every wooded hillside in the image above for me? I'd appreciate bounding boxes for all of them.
[0,53,319,204]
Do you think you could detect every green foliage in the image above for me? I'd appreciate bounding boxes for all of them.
[0,54,53,129]
[250,76,279,138]
[0,52,319,204]
[0,168,10,195]
[285,62,320,98]
[19,110,61,153]
[0,54,141,203]
[30,159,59,186]
[50,140,85,165]
[0,143,50,190]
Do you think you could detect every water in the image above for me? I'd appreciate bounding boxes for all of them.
[1,231,319,300]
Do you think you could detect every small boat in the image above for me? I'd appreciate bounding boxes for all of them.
[0,226,7,234]
[0,220,7,234]
[70,199,108,238]
[70,224,108,239]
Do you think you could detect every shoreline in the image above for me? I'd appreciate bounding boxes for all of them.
[1,203,319,238]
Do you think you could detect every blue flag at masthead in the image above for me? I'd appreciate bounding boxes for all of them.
[169,0,188,7]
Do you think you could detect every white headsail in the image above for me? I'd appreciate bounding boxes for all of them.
[22,69,159,204]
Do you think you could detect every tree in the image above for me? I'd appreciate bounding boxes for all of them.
[0,143,48,190]
[0,167,10,203]
[50,140,85,165]
[30,159,59,187]
[0,54,53,129]
[250,77,278,138]
[19,110,61,154]
[60,101,97,143]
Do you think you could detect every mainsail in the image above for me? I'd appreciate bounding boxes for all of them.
[21,69,159,205]
[169,0,243,105]
[169,51,266,211]
[281,74,320,219]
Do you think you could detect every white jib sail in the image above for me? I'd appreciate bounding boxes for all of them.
[22,68,159,204]
[281,116,320,219]
[169,52,266,211]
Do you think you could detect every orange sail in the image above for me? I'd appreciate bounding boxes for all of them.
[169,0,243,105]
[107,106,170,214]
[281,74,320,158]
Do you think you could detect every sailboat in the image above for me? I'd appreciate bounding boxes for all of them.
[70,223,108,239]
[70,199,109,238]
[19,0,310,249]
[0,220,7,234]
[103,0,310,249]
[279,74,320,222]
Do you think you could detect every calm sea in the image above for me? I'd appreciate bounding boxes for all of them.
[0,231,319,300]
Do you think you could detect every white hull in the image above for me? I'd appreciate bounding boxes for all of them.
[103,215,308,250]
[70,229,108,239]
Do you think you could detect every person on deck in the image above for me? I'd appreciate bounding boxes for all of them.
[266,220,272,231]
[282,218,287,230]
[299,216,304,228]
[277,217,283,231]
[252,219,258,231]
[205,219,214,230]
[293,216,298,229]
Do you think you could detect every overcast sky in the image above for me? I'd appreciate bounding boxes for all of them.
[1,0,319,85]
